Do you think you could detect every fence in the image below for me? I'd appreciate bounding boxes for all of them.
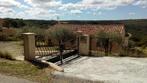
[23,33,123,62]
[79,35,122,56]
[35,35,59,57]
[23,33,79,65]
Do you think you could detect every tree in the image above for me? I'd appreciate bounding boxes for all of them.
[95,31,123,56]
[2,20,10,28]
[48,27,76,64]
[48,27,76,45]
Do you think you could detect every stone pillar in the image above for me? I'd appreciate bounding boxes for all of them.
[23,33,35,61]
[79,35,91,55]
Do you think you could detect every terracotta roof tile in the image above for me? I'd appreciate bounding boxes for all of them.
[51,24,125,36]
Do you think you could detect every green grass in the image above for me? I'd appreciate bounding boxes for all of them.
[0,58,53,83]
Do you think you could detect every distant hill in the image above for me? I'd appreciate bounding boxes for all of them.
[0,18,57,28]
[120,19,147,47]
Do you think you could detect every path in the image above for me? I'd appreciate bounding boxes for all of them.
[0,74,37,83]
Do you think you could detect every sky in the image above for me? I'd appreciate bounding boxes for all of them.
[0,0,147,20]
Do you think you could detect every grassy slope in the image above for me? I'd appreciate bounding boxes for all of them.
[0,58,53,83]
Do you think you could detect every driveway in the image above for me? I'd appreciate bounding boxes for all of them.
[0,74,37,83]
[52,57,147,83]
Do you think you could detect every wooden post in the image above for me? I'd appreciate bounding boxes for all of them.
[23,33,35,61]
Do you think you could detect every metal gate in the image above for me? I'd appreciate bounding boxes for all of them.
[35,35,79,65]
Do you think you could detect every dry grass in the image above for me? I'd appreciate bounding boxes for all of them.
[0,51,15,60]
[0,41,23,59]
[0,58,54,83]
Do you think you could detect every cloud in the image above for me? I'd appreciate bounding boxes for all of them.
[0,0,146,20]
[133,0,147,8]
[70,10,82,14]
[60,0,135,11]
[129,12,136,16]
[24,0,136,12]
[0,0,28,9]
[0,0,21,8]
[24,0,62,8]
[15,7,59,20]
[0,0,23,18]
[22,0,61,19]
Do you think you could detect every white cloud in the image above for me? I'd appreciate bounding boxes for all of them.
[60,0,135,11]
[0,0,21,8]
[24,0,62,8]
[17,7,59,20]
[0,0,146,20]
[70,10,82,14]
[0,0,28,9]
[24,0,136,12]
[133,0,147,8]
[0,0,30,18]
[0,7,16,18]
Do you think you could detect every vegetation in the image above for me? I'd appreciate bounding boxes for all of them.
[0,58,53,83]
[121,19,147,48]
[95,31,123,56]
[1,18,147,56]
[0,18,147,48]
[1,18,57,29]
[0,51,15,60]
[48,27,76,45]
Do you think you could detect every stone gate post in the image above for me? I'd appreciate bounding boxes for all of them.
[23,33,35,61]
[79,35,91,55]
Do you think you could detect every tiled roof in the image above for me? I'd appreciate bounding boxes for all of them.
[52,23,125,36]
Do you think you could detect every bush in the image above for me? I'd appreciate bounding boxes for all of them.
[0,51,15,60]
[0,34,20,41]
[119,47,147,57]
[0,34,8,41]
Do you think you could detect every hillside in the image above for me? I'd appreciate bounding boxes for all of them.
[120,19,147,47]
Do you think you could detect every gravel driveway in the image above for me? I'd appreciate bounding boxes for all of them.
[0,74,37,83]
[52,57,147,83]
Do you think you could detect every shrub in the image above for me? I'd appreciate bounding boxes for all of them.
[48,27,76,49]
[0,28,22,41]
[95,31,123,56]
[119,47,147,57]
[0,51,15,60]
